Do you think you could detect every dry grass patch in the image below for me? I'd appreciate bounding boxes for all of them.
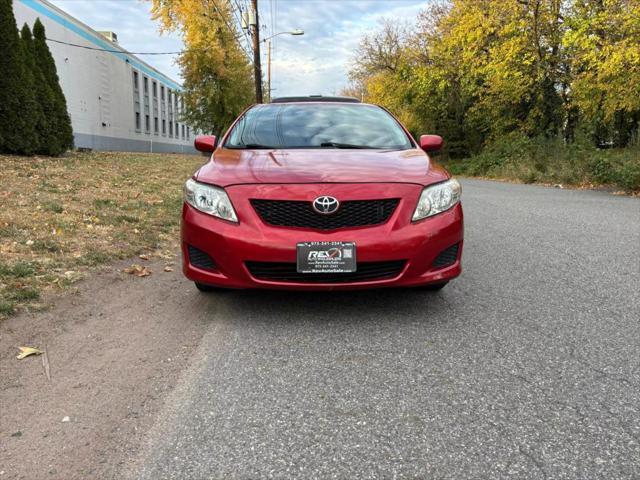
[0,151,205,318]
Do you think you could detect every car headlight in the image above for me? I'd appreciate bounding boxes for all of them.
[184,178,238,222]
[412,178,461,221]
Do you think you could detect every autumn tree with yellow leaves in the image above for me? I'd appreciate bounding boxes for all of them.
[348,0,640,157]
[150,0,254,135]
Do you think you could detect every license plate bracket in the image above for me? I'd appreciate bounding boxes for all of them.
[296,242,356,273]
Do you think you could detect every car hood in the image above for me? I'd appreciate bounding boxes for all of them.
[195,148,450,187]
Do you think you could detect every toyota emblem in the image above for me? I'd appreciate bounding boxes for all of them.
[312,196,340,215]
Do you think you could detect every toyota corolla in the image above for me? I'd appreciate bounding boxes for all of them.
[182,96,463,291]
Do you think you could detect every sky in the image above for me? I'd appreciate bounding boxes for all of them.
[47,0,428,96]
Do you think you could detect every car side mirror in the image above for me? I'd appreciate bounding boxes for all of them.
[194,135,217,153]
[419,135,444,153]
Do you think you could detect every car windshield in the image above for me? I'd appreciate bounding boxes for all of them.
[224,103,413,150]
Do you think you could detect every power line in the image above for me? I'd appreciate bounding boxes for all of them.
[46,34,250,58]
[46,37,182,55]
[44,5,254,59]
[209,0,253,58]
[230,1,254,56]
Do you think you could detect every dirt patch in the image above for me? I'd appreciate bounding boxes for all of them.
[0,255,211,479]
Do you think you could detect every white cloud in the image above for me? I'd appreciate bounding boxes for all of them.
[47,0,430,95]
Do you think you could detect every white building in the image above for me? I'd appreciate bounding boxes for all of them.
[13,0,196,153]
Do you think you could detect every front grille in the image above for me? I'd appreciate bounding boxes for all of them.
[188,244,216,270]
[432,243,460,268]
[251,199,399,230]
[246,260,406,283]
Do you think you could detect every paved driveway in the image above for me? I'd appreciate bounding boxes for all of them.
[132,180,640,479]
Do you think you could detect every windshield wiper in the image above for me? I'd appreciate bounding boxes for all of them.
[226,143,276,149]
[319,142,376,149]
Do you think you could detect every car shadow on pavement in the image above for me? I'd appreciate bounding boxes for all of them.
[200,287,457,327]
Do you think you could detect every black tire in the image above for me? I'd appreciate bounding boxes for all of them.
[422,281,449,291]
[194,282,228,292]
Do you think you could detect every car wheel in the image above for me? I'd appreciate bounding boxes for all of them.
[194,282,228,292]
[422,281,448,291]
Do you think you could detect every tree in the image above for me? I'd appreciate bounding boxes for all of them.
[348,0,639,153]
[564,0,640,146]
[0,0,37,154]
[149,0,254,135]
[20,24,47,155]
[33,18,73,155]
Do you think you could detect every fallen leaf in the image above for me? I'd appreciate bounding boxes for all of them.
[123,264,151,277]
[16,346,43,359]
[139,254,150,260]
[163,266,174,272]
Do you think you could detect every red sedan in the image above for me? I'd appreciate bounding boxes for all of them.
[182,96,463,291]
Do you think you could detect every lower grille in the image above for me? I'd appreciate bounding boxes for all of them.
[246,260,406,283]
[251,199,399,230]
[432,243,459,268]
[188,245,216,270]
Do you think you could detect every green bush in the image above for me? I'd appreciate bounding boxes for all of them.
[0,0,37,154]
[0,7,73,156]
[613,160,640,191]
[443,137,640,192]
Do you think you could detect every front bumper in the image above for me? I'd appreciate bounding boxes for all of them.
[181,183,463,290]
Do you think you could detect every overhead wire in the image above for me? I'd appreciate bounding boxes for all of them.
[46,37,182,55]
[229,0,254,54]
[208,0,253,58]
[45,1,256,62]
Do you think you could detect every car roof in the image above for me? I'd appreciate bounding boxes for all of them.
[270,95,361,104]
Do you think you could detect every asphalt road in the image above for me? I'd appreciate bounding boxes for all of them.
[130,180,640,479]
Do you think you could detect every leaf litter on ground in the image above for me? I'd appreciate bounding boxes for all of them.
[123,264,152,277]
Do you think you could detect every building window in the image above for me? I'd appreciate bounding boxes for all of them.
[168,90,174,138]
[181,124,185,139]
[133,70,141,132]
[143,76,151,134]
[175,122,179,138]
[160,85,166,137]
[151,81,159,135]
[186,126,190,140]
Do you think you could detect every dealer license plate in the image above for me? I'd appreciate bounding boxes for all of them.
[296,242,356,273]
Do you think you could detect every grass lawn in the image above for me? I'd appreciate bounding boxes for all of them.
[0,151,205,318]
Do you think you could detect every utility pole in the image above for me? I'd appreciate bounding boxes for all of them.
[250,0,263,103]
[266,39,271,103]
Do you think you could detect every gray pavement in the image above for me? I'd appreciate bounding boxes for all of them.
[134,180,640,479]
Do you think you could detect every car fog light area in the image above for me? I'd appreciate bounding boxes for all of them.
[412,178,461,221]
[184,178,238,222]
